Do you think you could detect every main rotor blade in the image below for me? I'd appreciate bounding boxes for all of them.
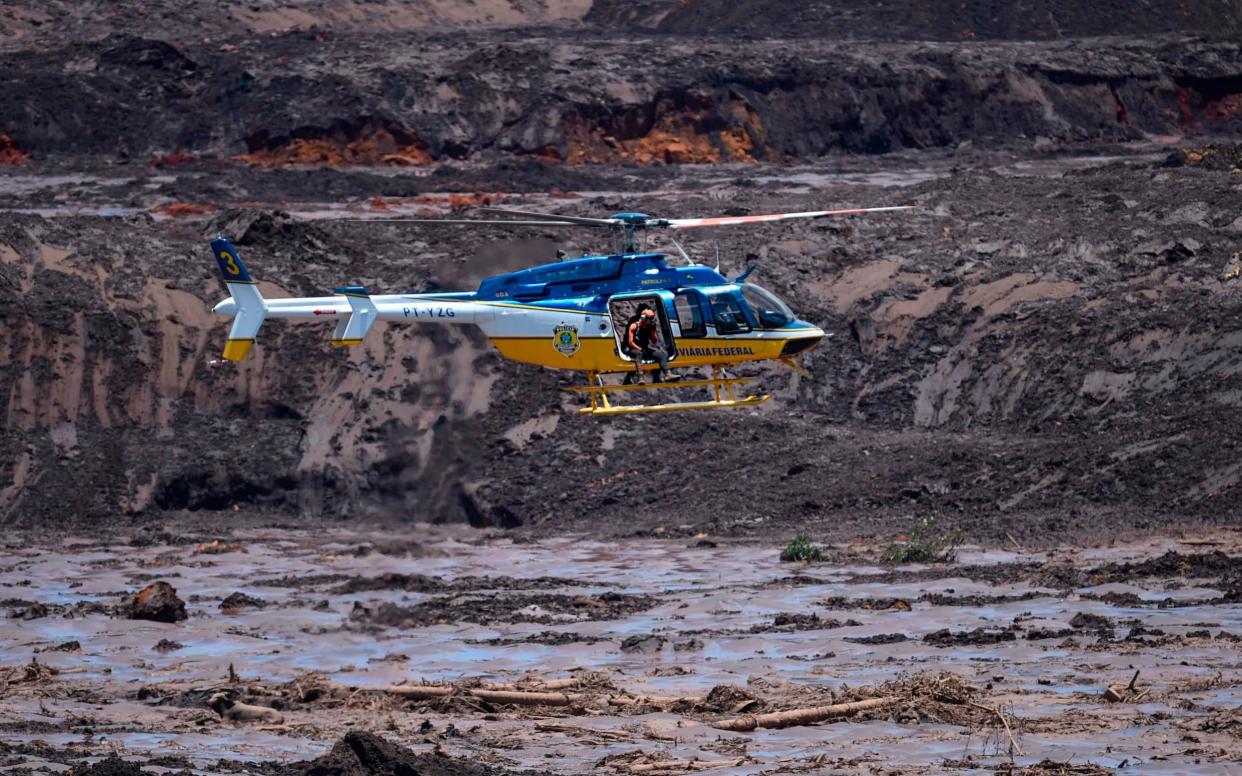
[664,205,916,230]
[344,218,593,227]
[477,207,616,227]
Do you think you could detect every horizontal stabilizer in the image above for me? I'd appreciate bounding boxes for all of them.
[331,285,377,347]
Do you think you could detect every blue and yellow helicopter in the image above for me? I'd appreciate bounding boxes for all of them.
[210,205,911,415]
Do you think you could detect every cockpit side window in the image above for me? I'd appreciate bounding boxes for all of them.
[709,292,752,335]
[673,292,706,338]
[741,283,794,328]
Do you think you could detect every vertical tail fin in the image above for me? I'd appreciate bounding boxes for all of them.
[211,237,267,361]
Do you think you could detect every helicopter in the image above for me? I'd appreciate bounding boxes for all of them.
[209,205,913,415]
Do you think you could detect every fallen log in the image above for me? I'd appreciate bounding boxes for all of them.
[624,758,746,774]
[710,696,897,731]
[378,684,584,706]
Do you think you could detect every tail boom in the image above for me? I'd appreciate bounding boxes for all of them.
[209,237,494,360]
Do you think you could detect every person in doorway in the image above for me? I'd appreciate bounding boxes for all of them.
[625,306,677,384]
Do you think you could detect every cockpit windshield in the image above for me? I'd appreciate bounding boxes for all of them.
[741,283,794,328]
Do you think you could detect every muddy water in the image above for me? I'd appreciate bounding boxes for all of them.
[2,529,1240,773]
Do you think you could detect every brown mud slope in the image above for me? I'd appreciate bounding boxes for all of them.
[2,32,1242,167]
[5,0,1241,43]
[2,152,1242,543]
[597,0,1242,40]
[1,529,1240,773]
[0,0,595,44]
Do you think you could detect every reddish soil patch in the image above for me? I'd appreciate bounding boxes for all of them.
[0,134,29,165]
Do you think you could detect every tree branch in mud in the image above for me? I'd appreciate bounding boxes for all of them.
[359,678,705,711]
[378,684,587,706]
[624,759,746,774]
[967,701,1023,756]
[710,696,898,731]
[1103,669,1149,703]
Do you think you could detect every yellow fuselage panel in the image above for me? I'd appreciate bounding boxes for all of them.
[488,335,798,372]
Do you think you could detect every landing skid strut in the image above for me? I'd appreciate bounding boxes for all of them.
[568,366,770,415]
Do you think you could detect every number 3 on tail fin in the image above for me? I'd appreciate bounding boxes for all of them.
[211,236,253,283]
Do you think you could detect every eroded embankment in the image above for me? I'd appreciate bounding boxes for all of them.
[2,34,1242,167]
[2,153,1242,534]
[1,528,1240,773]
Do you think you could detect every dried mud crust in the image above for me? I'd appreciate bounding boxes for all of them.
[349,590,659,628]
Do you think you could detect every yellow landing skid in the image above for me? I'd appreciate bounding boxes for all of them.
[568,368,770,416]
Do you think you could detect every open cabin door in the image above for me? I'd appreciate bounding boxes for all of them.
[608,293,677,362]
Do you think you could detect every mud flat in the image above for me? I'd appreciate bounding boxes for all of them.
[1,527,1240,774]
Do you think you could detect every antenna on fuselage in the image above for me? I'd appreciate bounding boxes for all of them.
[669,236,693,265]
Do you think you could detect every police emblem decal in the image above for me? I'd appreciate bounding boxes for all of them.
[552,323,580,357]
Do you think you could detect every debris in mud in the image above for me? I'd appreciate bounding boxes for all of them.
[597,750,748,774]
[71,753,157,775]
[880,517,964,563]
[194,539,244,554]
[4,656,59,685]
[152,638,184,652]
[1068,612,1116,637]
[35,640,81,653]
[278,730,514,776]
[330,573,582,595]
[1025,627,1077,641]
[331,573,447,594]
[620,634,666,653]
[7,601,49,619]
[464,631,609,646]
[1103,670,1149,703]
[920,592,1038,607]
[219,591,267,610]
[923,627,1018,646]
[1007,760,1113,775]
[1178,707,1242,739]
[208,691,285,724]
[1083,551,1242,586]
[124,581,187,623]
[711,696,897,732]
[844,632,909,644]
[699,685,762,715]
[751,612,854,632]
[819,595,915,611]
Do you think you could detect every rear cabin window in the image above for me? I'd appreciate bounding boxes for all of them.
[674,293,706,337]
[709,292,751,335]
